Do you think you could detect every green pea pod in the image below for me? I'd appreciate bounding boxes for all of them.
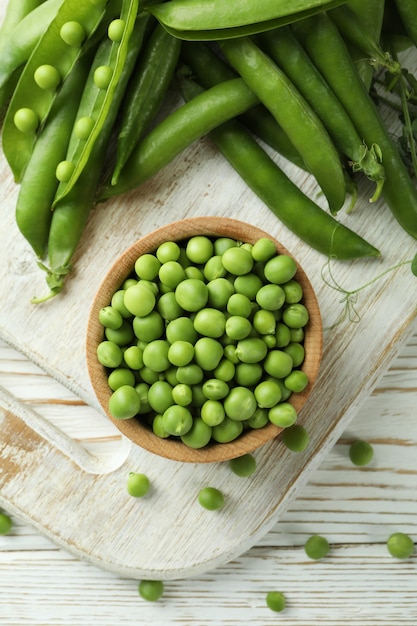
[179,76,380,260]
[180,41,307,170]
[329,5,400,74]
[220,36,346,214]
[100,77,260,200]
[16,52,92,259]
[52,0,140,205]
[0,0,46,37]
[2,0,109,183]
[147,0,347,40]
[293,12,417,240]
[35,12,148,302]
[111,21,182,185]
[259,27,385,203]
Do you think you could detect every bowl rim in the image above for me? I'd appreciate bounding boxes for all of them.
[86,216,323,463]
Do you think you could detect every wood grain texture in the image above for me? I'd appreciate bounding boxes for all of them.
[0,332,416,625]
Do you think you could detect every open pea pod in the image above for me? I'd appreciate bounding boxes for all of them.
[147,0,348,40]
[2,0,109,183]
[52,0,140,205]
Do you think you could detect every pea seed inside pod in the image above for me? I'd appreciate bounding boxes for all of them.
[60,21,86,48]
[94,65,113,89]
[74,116,95,140]
[108,18,126,42]
[34,64,61,91]
[56,160,75,183]
[13,108,39,133]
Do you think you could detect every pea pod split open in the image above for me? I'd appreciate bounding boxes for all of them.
[2,0,109,182]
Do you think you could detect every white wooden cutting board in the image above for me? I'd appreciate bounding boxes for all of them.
[0,6,416,579]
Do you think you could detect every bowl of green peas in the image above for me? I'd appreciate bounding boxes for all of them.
[86,217,322,463]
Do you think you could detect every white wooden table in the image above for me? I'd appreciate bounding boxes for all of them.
[0,328,416,625]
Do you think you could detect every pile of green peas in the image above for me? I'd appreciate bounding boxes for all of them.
[96,234,310,448]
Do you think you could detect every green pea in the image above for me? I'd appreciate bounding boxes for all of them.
[60,21,86,47]
[152,414,169,438]
[147,380,174,414]
[123,345,144,370]
[193,308,226,338]
[386,532,414,559]
[105,319,134,346]
[181,417,212,448]
[264,254,297,284]
[162,404,193,436]
[158,260,186,288]
[108,385,141,420]
[235,337,268,363]
[222,246,253,275]
[166,317,198,344]
[197,486,225,510]
[135,253,161,280]
[282,279,303,303]
[108,368,136,391]
[269,402,297,427]
[233,272,262,298]
[283,342,305,367]
[213,237,237,255]
[349,440,374,466]
[224,387,257,421]
[175,278,208,312]
[133,310,164,342]
[283,303,309,328]
[14,107,39,133]
[235,362,263,386]
[254,380,282,408]
[246,407,269,429]
[282,424,309,452]
[156,240,180,263]
[97,340,123,368]
[191,384,206,408]
[138,580,164,602]
[264,349,293,378]
[284,370,309,393]
[111,290,131,318]
[225,315,252,340]
[139,366,160,385]
[212,416,243,442]
[142,340,170,372]
[228,453,257,477]
[251,237,277,262]
[289,327,304,343]
[185,265,204,280]
[94,65,113,89]
[194,337,224,370]
[256,283,285,310]
[201,399,225,426]
[176,363,204,385]
[172,383,193,406]
[266,591,286,613]
[0,513,12,535]
[127,472,150,497]
[157,291,184,320]
[304,535,330,560]
[168,340,194,367]
[74,116,95,140]
[99,305,123,330]
[108,18,125,42]
[135,382,151,413]
[55,160,75,182]
[122,283,155,318]
[251,308,274,335]
[204,255,227,281]
[34,64,61,90]
[213,358,235,382]
[227,292,252,317]
[202,378,229,400]
[275,322,291,347]
[186,235,214,264]
[207,277,234,308]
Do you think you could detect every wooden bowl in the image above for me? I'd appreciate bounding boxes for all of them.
[86,217,323,463]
